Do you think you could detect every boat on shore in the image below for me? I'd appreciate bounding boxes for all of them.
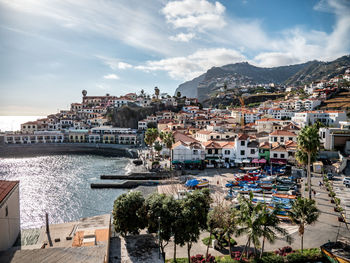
[321,240,350,263]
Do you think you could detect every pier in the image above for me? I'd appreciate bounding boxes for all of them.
[91,180,161,189]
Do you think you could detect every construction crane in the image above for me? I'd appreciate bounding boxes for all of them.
[239,96,245,127]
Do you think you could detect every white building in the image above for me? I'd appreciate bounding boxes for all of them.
[172,141,205,162]
[114,98,132,108]
[269,130,297,144]
[292,111,347,128]
[4,132,64,144]
[0,180,20,251]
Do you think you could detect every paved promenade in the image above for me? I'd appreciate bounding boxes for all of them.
[162,170,350,259]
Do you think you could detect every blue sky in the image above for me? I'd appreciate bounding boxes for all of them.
[0,0,349,115]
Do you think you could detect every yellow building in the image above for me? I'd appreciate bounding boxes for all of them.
[103,134,116,144]
[68,130,88,143]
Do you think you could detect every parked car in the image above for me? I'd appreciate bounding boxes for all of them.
[343,177,350,188]
[327,172,334,180]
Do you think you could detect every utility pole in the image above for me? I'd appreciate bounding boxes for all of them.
[46,213,53,247]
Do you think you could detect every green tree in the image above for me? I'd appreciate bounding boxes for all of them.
[177,91,181,98]
[112,191,146,237]
[237,193,263,258]
[160,131,175,164]
[144,128,159,161]
[153,141,163,157]
[289,197,320,253]
[206,206,238,256]
[140,89,145,97]
[297,125,320,199]
[145,193,177,256]
[259,203,290,258]
[180,189,211,263]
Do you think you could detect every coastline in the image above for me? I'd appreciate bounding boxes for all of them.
[0,143,139,158]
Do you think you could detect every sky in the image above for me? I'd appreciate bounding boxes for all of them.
[0,0,349,115]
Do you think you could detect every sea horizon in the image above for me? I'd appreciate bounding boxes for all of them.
[0,116,46,132]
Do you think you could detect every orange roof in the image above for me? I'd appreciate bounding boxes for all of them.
[202,141,222,148]
[0,180,19,204]
[256,118,280,122]
[238,133,249,140]
[196,130,212,135]
[270,130,296,136]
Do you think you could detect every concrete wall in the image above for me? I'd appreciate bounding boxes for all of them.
[0,143,138,158]
[0,185,20,251]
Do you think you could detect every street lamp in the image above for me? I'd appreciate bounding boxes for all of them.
[158,216,161,260]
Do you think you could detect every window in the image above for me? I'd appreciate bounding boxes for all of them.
[240,150,245,156]
[280,137,284,142]
[5,206,8,217]
[224,150,230,155]
[250,149,255,154]
[210,136,213,139]
[214,149,219,154]
[208,149,212,154]
[280,154,285,159]
[273,153,278,158]
[193,150,198,155]
[274,137,277,142]
[289,137,293,141]
[241,141,245,146]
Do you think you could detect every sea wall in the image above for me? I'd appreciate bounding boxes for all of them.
[0,143,139,158]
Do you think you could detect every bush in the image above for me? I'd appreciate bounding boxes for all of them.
[254,254,284,263]
[295,248,323,262]
[286,252,305,263]
[191,254,216,263]
[202,235,236,248]
[274,246,294,256]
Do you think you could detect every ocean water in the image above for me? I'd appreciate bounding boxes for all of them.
[0,116,46,132]
[0,155,134,229]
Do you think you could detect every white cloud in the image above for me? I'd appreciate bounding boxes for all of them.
[104,74,119,80]
[162,0,226,30]
[96,55,133,70]
[136,48,246,80]
[169,32,195,42]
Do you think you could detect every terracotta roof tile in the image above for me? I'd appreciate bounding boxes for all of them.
[0,180,19,204]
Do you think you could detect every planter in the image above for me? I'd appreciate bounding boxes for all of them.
[331,200,335,204]
[334,207,343,212]
[338,216,345,222]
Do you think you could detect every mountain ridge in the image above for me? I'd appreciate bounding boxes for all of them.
[175,55,350,102]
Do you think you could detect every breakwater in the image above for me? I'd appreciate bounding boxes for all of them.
[0,143,138,158]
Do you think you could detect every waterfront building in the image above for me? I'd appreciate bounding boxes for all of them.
[172,141,205,164]
[20,121,38,134]
[4,132,64,144]
[68,130,89,143]
[292,110,347,128]
[0,180,20,251]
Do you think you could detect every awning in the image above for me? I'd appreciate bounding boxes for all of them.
[206,157,220,160]
[184,160,201,164]
[172,160,183,164]
[235,160,242,164]
[252,159,259,163]
[270,158,287,164]
[242,159,251,163]
[259,159,267,164]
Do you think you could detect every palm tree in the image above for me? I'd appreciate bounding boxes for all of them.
[144,128,159,161]
[237,193,263,258]
[297,125,320,199]
[289,197,320,253]
[153,140,163,158]
[160,131,175,166]
[259,203,290,258]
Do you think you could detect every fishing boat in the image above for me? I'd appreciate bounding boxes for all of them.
[321,240,350,263]
[197,179,209,188]
[272,193,296,199]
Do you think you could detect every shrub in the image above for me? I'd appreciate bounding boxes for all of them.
[286,252,305,263]
[191,254,216,263]
[254,254,284,263]
[274,246,294,256]
[202,235,236,248]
